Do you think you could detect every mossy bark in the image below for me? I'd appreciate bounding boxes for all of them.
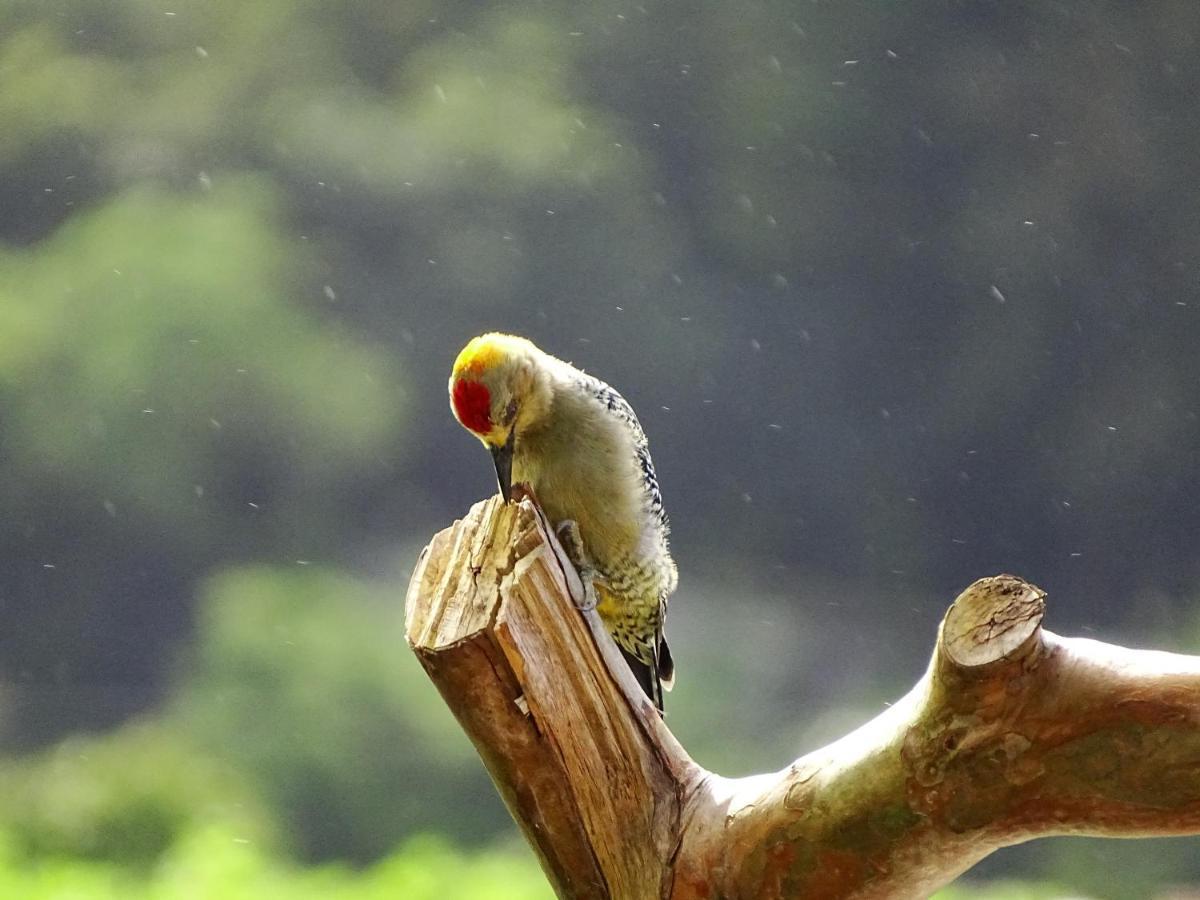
[407,497,1200,900]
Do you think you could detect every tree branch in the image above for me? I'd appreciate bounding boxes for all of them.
[406,497,1200,899]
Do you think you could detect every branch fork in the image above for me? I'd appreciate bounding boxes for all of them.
[407,497,1200,899]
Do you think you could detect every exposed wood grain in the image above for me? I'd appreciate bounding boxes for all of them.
[406,497,689,899]
[407,500,1200,899]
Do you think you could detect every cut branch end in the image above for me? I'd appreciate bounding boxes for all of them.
[406,503,1200,900]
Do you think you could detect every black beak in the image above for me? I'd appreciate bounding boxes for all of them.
[491,438,514,504]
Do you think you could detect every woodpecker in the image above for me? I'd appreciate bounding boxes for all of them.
[448,333,677,711]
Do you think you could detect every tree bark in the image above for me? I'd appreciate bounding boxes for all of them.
[405,496,1200,899]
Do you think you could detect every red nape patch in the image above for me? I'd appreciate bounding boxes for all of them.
[452,379,492,434]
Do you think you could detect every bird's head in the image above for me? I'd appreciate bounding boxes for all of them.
[449,332,552,502]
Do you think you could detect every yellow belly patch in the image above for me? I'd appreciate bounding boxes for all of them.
[594,582,623,628]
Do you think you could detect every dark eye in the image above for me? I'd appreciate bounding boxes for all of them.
[504,400,518,424]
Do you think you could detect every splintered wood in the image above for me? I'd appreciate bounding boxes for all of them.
[408,499,1200,900]
[406,497,685,900]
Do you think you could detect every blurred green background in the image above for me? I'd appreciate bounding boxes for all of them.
[2,1,1199,897]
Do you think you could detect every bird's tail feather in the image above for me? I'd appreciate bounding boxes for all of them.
[618,646,665,713]
[658,636,674,692]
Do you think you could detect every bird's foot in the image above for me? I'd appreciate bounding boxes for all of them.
[554,519,590,568]
[576,578,599,612]
[555,520,599,611]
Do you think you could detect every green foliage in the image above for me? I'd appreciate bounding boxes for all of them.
[2,0,1200,893]
[0,24,124,165]
[0,722,275,867]
[0,179,400,542]
[1030,835,1200,900]
[0,175,406,727]
[933,883,1080,900]
[171,565,510,861]
[0,828,552,900]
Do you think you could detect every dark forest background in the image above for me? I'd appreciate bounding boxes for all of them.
[1,1,1199,896]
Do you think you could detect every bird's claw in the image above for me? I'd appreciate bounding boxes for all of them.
[555,520,589,567]
[576,580,599,612]
[555,520,600,611]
